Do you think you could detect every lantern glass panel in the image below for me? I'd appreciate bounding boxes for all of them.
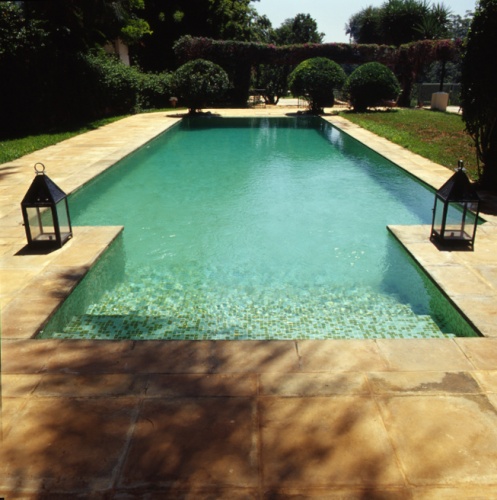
[26,206,57,242]
[432,196,445,235]
[442,201,477,241]
[56,199,72,241]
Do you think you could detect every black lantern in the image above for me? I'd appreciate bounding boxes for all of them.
[21,163,72,248]
[430,161,480,250]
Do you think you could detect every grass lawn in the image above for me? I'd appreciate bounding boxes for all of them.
[340,108,478,180]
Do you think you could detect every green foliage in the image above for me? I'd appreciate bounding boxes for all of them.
[22,0,151,51]
[346,7,383,44]
[81,51,171,115]
[0,2,48,59]
[345,62,401,111]
[461,0,497,190]
[253,65,290,104]
[274,13,324,45]
[346,0,453,45]
[172,59,230,114]
[288,58,346,113]
[135,0,259,71]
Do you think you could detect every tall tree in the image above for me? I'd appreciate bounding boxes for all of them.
[461,0,497,190]
[274,13,324,45]
[23,0,151,51]
[134,0,261,71]
[345,6,383,44]
[346,0,452,45]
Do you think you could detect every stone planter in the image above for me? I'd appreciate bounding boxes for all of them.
[431,92,449,111]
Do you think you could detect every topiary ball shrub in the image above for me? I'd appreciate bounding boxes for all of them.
[288,57,347,114]
[172,59,229,114]
[345,62,401,112]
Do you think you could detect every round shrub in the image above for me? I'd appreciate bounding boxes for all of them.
[345,62,401,112]
[288,57,347,113]
[172,59,229,114]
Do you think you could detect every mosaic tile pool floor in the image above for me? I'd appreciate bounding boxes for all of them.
[41,269,464,340]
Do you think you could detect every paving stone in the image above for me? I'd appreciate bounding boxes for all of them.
[368,371,481,394]
[377,394,497,485]
[0,397,139,491]
[0,373,42,397]
[411,486,497,499]
[1,295,62,339]
[211,340,299,373]
[376,339,473,371]
[120,398,258,488]
[456,338,497,369]
[123,340,215,373]
[145,373,257,397]
[259,372,369,396]
[261,488,410,499]
[1,339,60,373]
[34,373,147,397]
[260,396,404,487]
[474,371,497,393]
[297,340,387,372]
[45,339,134,373]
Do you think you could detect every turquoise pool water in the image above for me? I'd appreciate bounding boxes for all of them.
[40,116,477,339]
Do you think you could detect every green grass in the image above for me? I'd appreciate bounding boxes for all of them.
[340,108,478,180]
[0,116,129,165]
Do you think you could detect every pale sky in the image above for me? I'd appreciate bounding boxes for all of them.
[255,0,477,43]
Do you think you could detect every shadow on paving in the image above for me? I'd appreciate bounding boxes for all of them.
[3,340,497,497]
[0,339,415,498]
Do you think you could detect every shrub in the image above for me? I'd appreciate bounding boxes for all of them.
[461,0,497,190]
[288,57,347,113]
[345,62,401,112]
[171,59,229,114]
[81,51,172,115]
[135,71,173,111]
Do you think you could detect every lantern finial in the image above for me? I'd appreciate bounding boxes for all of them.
[34,162,46,175]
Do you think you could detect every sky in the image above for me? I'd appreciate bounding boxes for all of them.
[255,0,477,43]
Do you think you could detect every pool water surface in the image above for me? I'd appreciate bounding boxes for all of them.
[40,117,477,339]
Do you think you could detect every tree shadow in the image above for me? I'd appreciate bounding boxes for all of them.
[0,339,412,498]
[0,166,19,180]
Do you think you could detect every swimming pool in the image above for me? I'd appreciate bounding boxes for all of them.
[40,116,477,339]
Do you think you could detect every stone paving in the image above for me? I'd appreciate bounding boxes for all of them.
[1,106,497,498]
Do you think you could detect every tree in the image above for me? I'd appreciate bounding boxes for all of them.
[171,59,229,114]
[448,11,473,39]
[133,0,260,71]
[345,7,383,44]
[288,57,346,114]
[274,13,324,45]
[461,0,497,190]
[346,0,452,45]
[345,62,401,111]
[414,3,452,40]
[22,0,151,51]
[253,64,290,105]
[0,2,48,59]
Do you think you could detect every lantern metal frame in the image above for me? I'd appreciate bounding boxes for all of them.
[21,163,73,248]
[430,161,480,250]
